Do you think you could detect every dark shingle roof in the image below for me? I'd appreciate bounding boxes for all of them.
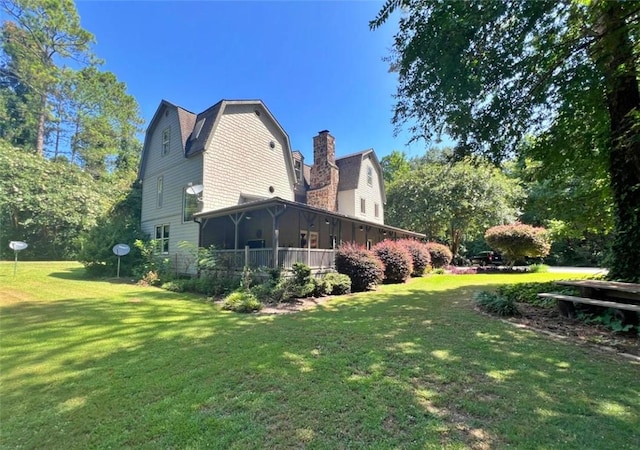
[176,107,197,150]
[335,149,375,191]
[184,101,223,157]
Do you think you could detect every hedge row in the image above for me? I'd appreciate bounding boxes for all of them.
[335,239,439,291]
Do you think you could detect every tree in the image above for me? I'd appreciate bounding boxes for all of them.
[385,156,523,256]
[371,0,640,281]
[63,67,143,178]
[77,183,145,277]
[485,223,551,265]
[0,142,106,259]
[1,0,95,155]
[380,149,411,184]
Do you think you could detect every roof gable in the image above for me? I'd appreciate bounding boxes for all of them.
[335,149,386,203]
[137,99,196,181]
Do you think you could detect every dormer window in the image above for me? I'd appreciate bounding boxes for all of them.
[294,159,302,182]
[367,166,373,186]
[192,119,206,140]
[162,127,171,155]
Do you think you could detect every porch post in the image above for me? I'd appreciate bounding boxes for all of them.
[228,212,246,250]
[302,212,317,266]
[267,205,287,268]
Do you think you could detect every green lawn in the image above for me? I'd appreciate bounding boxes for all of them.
[1,262,638,449]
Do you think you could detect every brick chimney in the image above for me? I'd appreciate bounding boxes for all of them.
[307,130,339,211]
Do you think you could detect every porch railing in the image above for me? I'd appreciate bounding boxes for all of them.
[211,247,336,269]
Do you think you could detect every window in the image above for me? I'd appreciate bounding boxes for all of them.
[367,166,373,186]
[155,224,170,254]
[183,187,199,222]
[360,197,366,214]
[157,176,164,208]
[294,159,302,182]
[162,127,171,155]
[192,119,205,140]
[374,203,380,218]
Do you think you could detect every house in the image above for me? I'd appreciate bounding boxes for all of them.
[137,99,423,272]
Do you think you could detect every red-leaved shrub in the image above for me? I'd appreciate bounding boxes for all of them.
[335,242,384,292]
[425,242,453,268]
[372,240,413,283]
[398,239,431,276]
[485,223,551,264]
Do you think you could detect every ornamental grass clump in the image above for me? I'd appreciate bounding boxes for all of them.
[398,239,431,276]
[372,239,413,283]
[222,291,263,313]
[425,242,453,268]
[335,242,383,292]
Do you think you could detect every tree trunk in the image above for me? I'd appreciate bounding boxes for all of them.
[36,94,47,156]
[595,1,640,282]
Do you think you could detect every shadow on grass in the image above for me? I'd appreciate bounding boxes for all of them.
[1,280,639,449]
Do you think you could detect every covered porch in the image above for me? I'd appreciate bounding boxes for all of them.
[193,197,424,269]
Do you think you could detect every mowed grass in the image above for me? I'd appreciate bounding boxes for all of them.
[1,262,638,449]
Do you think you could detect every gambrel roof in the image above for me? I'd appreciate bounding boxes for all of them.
[138,99,295,182]
[336,149,386,203]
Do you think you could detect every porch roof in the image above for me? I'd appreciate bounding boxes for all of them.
[193,197,425,239]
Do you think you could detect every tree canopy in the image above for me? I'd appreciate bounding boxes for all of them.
[0,0,144,261]
[372,0,640,281]
[1,0,143,179]
[385,152,523,256]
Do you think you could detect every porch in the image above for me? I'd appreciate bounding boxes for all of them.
[212,247,336,270]
[193,197,424,270]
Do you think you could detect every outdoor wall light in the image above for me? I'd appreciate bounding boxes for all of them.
[325,219,330,225]
[359,225,364,231]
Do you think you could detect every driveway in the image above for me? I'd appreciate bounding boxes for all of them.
[547,266,608,275]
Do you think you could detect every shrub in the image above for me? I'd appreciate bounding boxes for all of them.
[313,277,330,297]
[133,239,172,282]
[372,240,413,283]
[322,272,351,295]
[161,280,185,292]
[398,239,431,276]
[496,282,577,307]
[289,262,315,298]
[528,263,550,273]
[222,291,263,313]
[175,272,239,297]
[249,282,276,302]
[485,223,551,265]
[138,270,162,287]
[474,291,520,316]
[425,242,453,268]
[335,242,384,292]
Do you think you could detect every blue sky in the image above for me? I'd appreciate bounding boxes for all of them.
[75,0,436,161]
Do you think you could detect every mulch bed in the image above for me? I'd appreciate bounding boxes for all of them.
[504,303,640,359]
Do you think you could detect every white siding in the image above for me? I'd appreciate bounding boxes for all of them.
[202,103,295,210]
[355,155,384,224]
[337,155,385,224]
[337,189,355,217]
[140,106,202,272]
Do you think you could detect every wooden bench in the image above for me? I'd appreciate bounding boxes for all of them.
[538,292,640,324]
